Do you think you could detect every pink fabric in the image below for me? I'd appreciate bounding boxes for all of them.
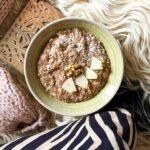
[0,0,14,25]
[0,66,51,134]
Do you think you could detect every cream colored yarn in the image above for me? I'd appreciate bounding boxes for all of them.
[54,0,150,93]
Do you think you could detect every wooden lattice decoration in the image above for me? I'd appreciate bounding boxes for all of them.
[0,0,63,74]
[0,0,14,25]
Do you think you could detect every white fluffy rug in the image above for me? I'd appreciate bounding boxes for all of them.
[54,0,150,94]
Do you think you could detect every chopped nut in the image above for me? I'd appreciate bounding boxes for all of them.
[64,63,84,77]
[66,71,73,77]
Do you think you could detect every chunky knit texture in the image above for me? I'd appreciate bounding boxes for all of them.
[0,66,53,134]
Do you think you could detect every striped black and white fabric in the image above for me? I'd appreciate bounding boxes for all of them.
[0,108,136,150]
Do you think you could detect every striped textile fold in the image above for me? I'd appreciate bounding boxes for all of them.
[0,108,136,150]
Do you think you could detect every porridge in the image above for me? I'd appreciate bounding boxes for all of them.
[38,28,111,103]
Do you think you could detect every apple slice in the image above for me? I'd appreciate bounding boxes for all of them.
[62,78,77,93]
[75,74,88,89]
[90,56,103,70]
[85,67,97,79]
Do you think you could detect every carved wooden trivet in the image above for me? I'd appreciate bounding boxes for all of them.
[0,0,63,74]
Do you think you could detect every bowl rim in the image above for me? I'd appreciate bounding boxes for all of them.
[24,17,124,116]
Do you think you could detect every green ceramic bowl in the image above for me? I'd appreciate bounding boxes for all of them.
[24,18,124,116]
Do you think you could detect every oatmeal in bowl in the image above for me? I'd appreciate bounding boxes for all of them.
[38,28,111,103]
[24,18,123,116]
